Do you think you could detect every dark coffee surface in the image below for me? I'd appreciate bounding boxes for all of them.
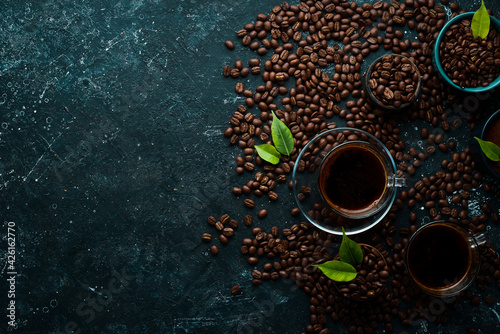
[320,145,387,211]
[407,224,471,289]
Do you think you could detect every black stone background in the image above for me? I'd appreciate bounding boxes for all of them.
[0,0,499,333]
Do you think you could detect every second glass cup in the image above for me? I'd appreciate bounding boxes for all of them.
[405,221,486,297]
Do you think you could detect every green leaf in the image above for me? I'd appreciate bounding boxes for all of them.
[255,144,281,164]
[313,261,357,282]
[339,227,364,266]
[271,111,294,156]
[475,137,500,161]
[471,0,490,39]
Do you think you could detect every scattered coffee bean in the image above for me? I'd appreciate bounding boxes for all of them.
[225,40,235,50]
[219,234,229,245]
[244,199,255,208]
[201,233,212,242]
[231,285,241,295]
[244,215,252,226]
[210,245,219,256]
[215,221,224,231]
[229,219,239,229]
[207,216,217,226]
[223,227,234,237]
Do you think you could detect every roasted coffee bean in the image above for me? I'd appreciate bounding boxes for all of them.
[220,214,230,225]
[244,199,255,208]
[438,143,448,153]
[210,245,219,256]
[235,82,243,93]
[268,191,278,201]
[215,221,224,231]
[207,216,217,226]
[244,215,252,226]
[231,285,241,295]
[232,187,242,196]
[420,128,429,139]
[223,227,234,237]
[219,234,229,245]
[229,219,238,229]
[258,209,268,219]
[225,40,235,50]
[201,233,212,242]
[248,58,260,67]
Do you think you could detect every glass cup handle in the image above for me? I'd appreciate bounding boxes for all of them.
[472,232,487,246]
[393,177,407,188]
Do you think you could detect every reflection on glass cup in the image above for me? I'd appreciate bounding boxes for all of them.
[318,141,407,219]
[405,221,486,297]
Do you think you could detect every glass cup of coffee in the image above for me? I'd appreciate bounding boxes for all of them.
[292,128,406,235]
[318,140,406,219]
[405,221,487,297]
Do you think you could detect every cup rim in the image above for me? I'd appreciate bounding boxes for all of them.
[433,12,500,93]
[363,53,422,110]
[480,109,500,179]
[404,220,480,297]
[292,127,399,236]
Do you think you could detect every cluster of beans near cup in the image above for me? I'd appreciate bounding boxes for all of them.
[204,162,500,333]
[201,0,500,333]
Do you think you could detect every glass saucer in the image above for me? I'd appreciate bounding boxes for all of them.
[291,127,400,236]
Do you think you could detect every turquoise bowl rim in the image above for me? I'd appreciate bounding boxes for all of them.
[433,12,500,93]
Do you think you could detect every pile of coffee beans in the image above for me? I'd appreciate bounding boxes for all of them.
[366,54,420,108]
[202,0,500,332]
[203,213,240,255]
[439,19,500,88]
[203,149,500,333]
[222,0,466,214]
[403,148,499,232]
[224,157,500,333]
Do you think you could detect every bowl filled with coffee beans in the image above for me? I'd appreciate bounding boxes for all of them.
[363,54,422,110]
[313,232,391,303]
[332,244,391,303]
[434,12,500,92]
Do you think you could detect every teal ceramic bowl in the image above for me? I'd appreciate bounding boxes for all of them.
[434,12,500,93]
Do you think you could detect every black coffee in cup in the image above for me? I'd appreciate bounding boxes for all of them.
[406,223,471,289]
[318,143,387,216]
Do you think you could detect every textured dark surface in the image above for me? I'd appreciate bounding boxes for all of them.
[0,0,499,333]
